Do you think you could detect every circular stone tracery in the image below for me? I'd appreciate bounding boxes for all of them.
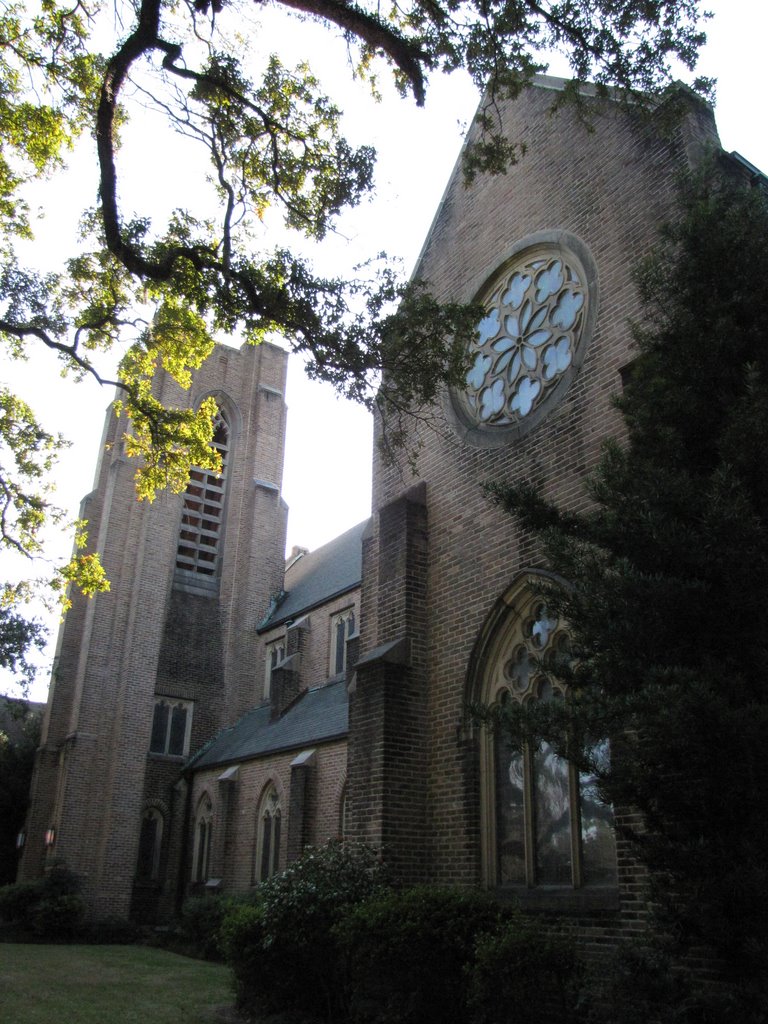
[453,236,595,444]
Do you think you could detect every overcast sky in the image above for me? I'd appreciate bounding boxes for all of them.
[4,0,767,701]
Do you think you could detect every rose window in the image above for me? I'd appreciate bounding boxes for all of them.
[455,239,594,441]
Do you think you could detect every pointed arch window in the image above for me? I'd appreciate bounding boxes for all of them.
[330,607,356,676]
[479,586,617,890]
[254,785,281,883]
[136,807,164,881]
[192,795,213,884]
[176,409,230,579]
[264,637,286,700]
[339,784,348,840]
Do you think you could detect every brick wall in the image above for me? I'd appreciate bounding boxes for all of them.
[21,341,289,921]
[352,80,721,949]
[187,739,347,892]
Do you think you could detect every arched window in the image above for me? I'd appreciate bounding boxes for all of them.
[339,784,348,840]
[264,637,286,700]
[192,795,213,884]
[254,785,281,883]
[330,607,356,676]
[175,408,230,579]
[136,807,164,881]
[477,581,617,889]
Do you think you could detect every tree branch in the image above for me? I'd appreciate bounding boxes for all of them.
[272,0,428,104]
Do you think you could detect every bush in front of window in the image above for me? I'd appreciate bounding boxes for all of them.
[220,841,385,1022]
[468,914,580,1024]
[173,891,248,961]
[336,885,506,1024]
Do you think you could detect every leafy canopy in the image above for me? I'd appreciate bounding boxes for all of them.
[487,168,768,1014]
[0,0,710,674]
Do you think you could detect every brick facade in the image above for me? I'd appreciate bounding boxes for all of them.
[20,341,290,921]
[20,77,728,954]
[348,80,721,946]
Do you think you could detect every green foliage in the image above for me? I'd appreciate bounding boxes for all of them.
[0,860,84,939]
[0,0,710,622]
[0,878,42,922]
[468,915,580,1024]
[31,891,86,939]
[337,885,504,1024]
[0,698,40,883]
[487,168,768,1010]
[220,841,385,1021]
[174,891,246,961]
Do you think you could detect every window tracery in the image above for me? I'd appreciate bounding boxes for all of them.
[255,785,281,882]
[452,234,596,444]
[479,586,617,890]
[192,795,213,884]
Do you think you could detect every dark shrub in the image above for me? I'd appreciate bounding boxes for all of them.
[337,885,504,1024]
[468,913,580,1024]
[176,892,243,961]
[31,893,86,939]
[0,862,84,940]
[220,842,384,1022]
[0,880,44,924]
[585,942,764,1024]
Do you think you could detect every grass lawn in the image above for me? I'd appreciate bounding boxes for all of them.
[0,943,235,1024]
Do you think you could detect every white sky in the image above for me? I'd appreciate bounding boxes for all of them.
[4,0,767,701]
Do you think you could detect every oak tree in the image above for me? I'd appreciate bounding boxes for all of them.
[0,0,710,675]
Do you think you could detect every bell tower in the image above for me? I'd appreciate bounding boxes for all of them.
[20,341,289,922]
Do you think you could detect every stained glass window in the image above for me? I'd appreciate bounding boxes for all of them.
[491,598,617,889]
[455,238,595,441]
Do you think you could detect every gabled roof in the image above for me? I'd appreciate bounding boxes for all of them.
[259,518,369,631]
[188,677,348,770]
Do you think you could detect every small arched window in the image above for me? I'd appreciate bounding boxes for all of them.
[136,807,164,881]
[192,795,213,884]
[254,785,281,883]
[330,608,356,676]
[176,408,230,579]
[339,785,348,840]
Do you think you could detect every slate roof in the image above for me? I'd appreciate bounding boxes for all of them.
[259,518,369,630]
[189,676,349,770]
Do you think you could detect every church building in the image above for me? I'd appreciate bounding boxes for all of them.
[19,76,741,952]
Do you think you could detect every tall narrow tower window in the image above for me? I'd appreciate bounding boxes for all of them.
[175,409,230,580]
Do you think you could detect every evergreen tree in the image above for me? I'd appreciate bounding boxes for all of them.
[488,166,768,1018]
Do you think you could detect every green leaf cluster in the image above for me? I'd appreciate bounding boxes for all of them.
[0,0,711,674]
